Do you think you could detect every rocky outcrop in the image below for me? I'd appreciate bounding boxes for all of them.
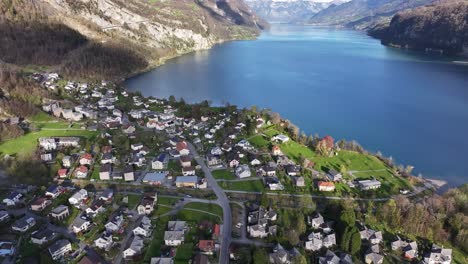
[368,1,468,56]
[0,0,266,80]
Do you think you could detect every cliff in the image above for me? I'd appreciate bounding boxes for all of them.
[368,1,468,56]
[0,0,267,80]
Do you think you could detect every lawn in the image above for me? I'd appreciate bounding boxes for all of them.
[184,202,223,218]
[219,179,265,192]
[158,196,181,206]
[248,135,270,148]
[212,169,236,180]
[177,208,221,224]
[174,243,194,264]
[0,129,98,156]
[36,122,71,129]
[143,216,170,262]
[29,112,55,122]
[90,165,100,180]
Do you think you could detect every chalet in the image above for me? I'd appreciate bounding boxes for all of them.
[179,156,192,168]
[318,181,336,192]
[123,236,144,259]
[235,165,251,178]
[75,166,88,178]
[391,238,418,259]
[79,153,93,165]
[45,184,63,198]
[327,169,342,182]
[164,231,185,246]
[31,227,56,245]
[143,172,168,185]
[247,207,277,238]
[358,179,381,190]
[48,239,72,261]
[175,176,198,188]
[71,216,91,234]
[69,189,88,206]
[12,216,36,232]
[249,154,262,166]
[272,145,282,156]
[124,165,135,181]
[365,246,384,264]
[423,244,452,264]
[137,193,157,215]
[3,192,22,206]
[133,217,152,237]
[206,154,222,167]
[50,205,70,221]
[305,232,336,251]
[152,153,168,170]
[319,250,353,264]
[199,240,216,254]
[264,177,284,191]
[31,197,51,212]
[99,164,112,180]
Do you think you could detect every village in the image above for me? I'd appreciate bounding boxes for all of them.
[0,72,454,264]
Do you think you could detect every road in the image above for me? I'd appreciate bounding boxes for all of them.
[188,142,232,264]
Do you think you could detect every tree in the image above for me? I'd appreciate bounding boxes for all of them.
[299,195,316,213]
[269,112,281,124]
[285,229,301,246]
[340,226,352,251]
[350,230,362,255]
[291,254,307,264]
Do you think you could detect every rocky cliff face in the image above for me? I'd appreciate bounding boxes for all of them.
[0,0,266,80]
[309,0,434,29]
[245,0,349,23]
[368,1,468,56]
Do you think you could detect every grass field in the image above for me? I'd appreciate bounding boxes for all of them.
[212,169,236,180]
[143,216,170,262]
[184,202,223,218]
[158,196,181,206]
[219,179,265,192]
[36,122,71,129]
[248,135,270,148]
[177,208,221,224]
[29,112,55,122]
[0,129,98,156]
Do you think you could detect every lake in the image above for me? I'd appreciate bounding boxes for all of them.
[125,24,468,187]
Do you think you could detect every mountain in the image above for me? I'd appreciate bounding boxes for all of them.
[0,0,267,80]
[368,1,468,56]
[309,0,435,29]
[245,0,349,23]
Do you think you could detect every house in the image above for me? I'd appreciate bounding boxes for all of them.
[45,184,63,198]
[41,153,53,162]
[305,232,336,251]
[268,244,300,264]
[80,153,93,165]
[294,176,305,187]
[48,239,72,261]
[133,216,152,237]
[12,216,36,232]
[0,242,15,257]
[391,238,418,259]
[164,231,185,246]
[143,171,168,185]
[284,165,300,176]
[272,145,282,156]
[71,216,91,234]
[50,205,70,221]
[123,236,144,259]
[176,141,190,156]
[227,153,240,168]
[0,211,10,222]
[86,199,106,216]
[318,181,336,192]
[264,177,284,191]
[206,154,222,167]
[182,167,196,176]
[358,180,381,190]
[31,197,51,212]
[131,143,144,151]
[3,191,22,206]
[105,214,124,233]
[175,176,198,188]
[249,155,262,166]
[137,193,157,215]
[168,221,187,231]
[124,165,135,181]
[199,240,216,254]
[94,233,113,250]
[424,244,452,264]
[179,156,192,168]
[100,188,114,201]
[319,250,353,264]
[69,189,88,206]
[152,154,168,170]
[308,213,324,229]
[327,170,342,182]
[360,228,383,245]
[101,153,115,164]
[247,207,277,238]
[123,125,136,134]
[75,165,88,178]
[365,246,384,264]
[57,168,68,178]
[99,164,112,180]
[271,134,289,143]
[235,165,251,178]
[31,227,56,245]
[62,156,72,168]
[150,257,174,264]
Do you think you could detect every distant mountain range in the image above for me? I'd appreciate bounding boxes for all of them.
[245,0,350,23]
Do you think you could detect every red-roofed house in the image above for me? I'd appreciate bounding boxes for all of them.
[272,145,282,156]
[318,181,336,192]
[176,141,190,156]
[213,224,220,239]
[199,240,216,254]
[57,169,68,178]
[79,153,93,165]
[75,166,88,179]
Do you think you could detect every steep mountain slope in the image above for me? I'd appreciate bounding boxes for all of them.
[245,0,349,23]
[368,1,468,56]
[0,0,267,80]
[309,0,434,29]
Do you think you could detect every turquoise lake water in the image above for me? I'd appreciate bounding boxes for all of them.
[125,25,468,187]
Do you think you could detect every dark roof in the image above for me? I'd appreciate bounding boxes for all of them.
[49,239,70,254]
[100,164,112,172]
[31,227,55,240]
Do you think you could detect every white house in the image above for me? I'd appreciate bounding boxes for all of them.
[235,165,251,178]
[164,231,185,246]
[3,192,22,206]
[48,239,72,261]
[68,189,88,206]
